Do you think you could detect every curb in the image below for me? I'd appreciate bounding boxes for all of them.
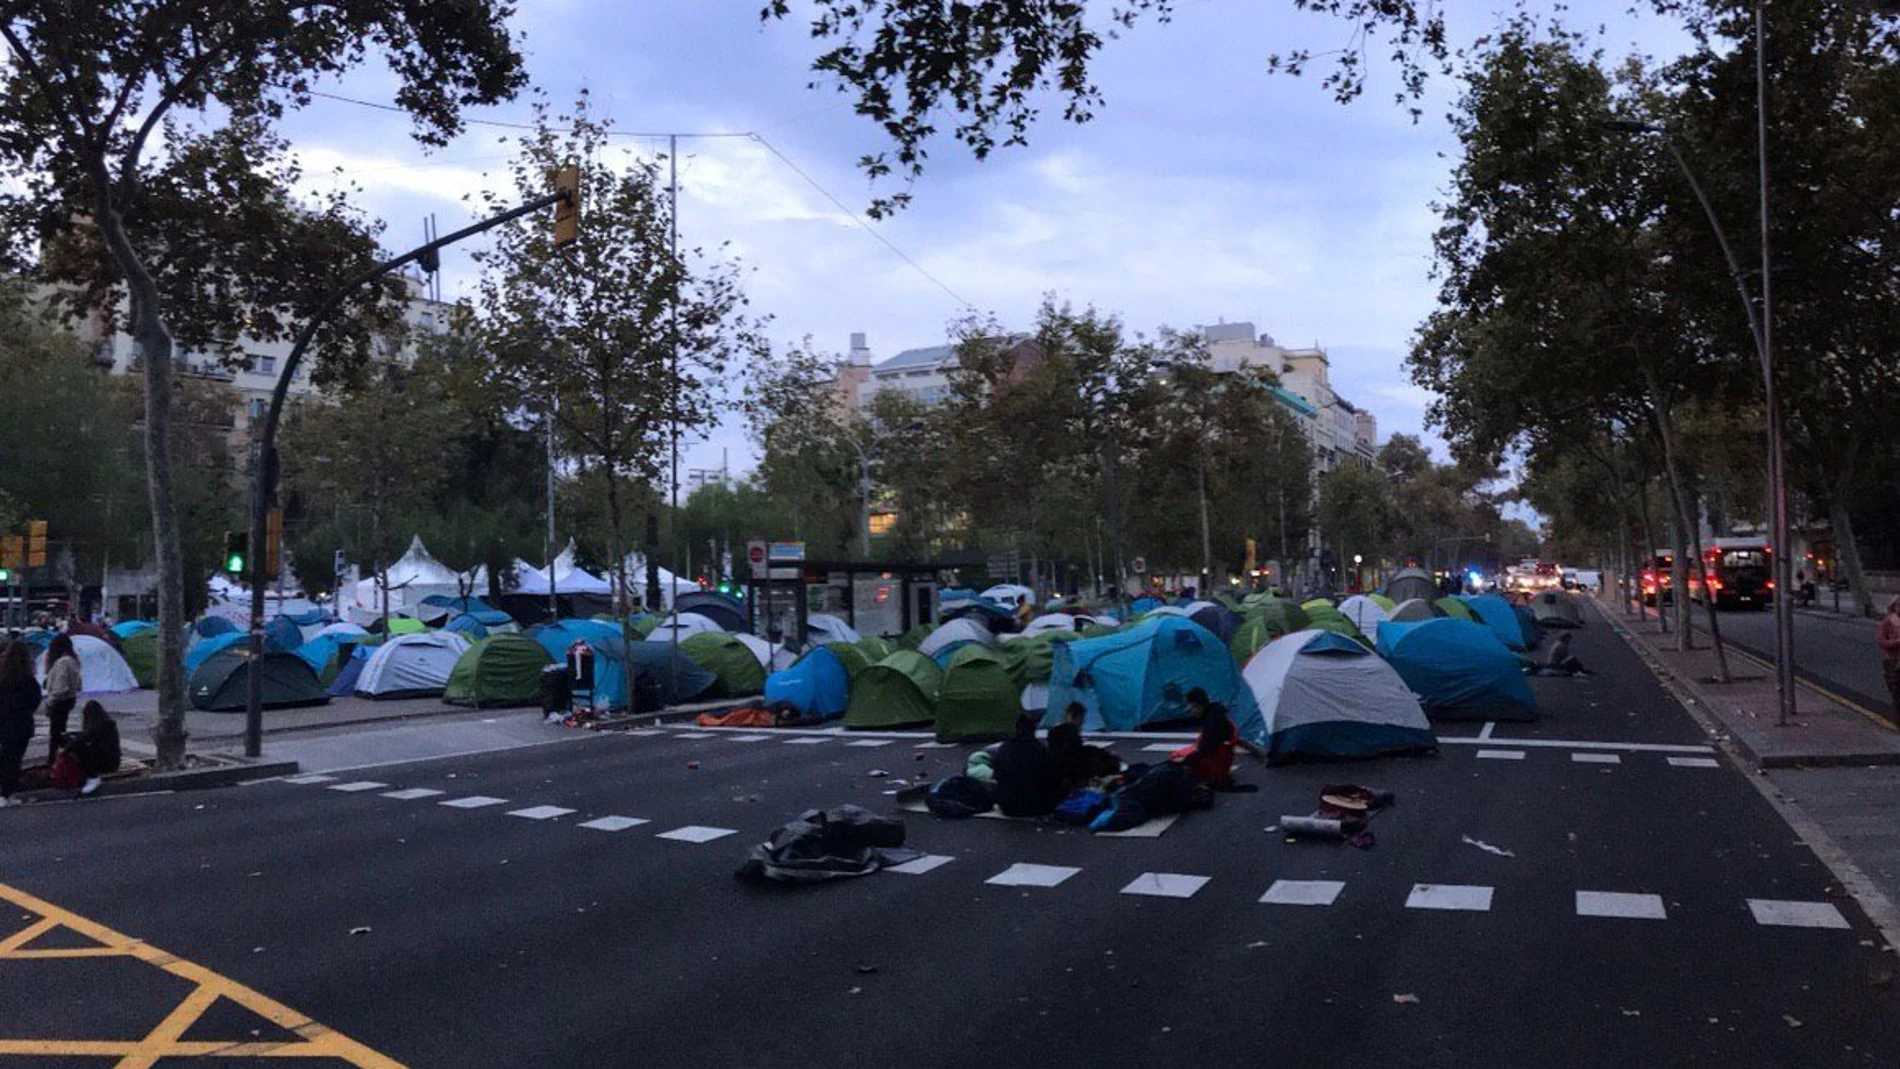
[16,757,301,805]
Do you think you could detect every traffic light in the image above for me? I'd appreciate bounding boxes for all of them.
[25,520,46,567]
[222,531,248,575]
[551,163,581,248]
[0,566,10,583]
[0,536,20,572]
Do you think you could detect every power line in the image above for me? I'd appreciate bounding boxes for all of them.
[308,89,973,309]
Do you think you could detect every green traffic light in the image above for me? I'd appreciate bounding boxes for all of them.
[0,568,10,582]
[225,554,245,574]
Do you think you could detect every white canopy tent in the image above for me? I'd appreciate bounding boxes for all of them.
[645,612,723,643]
[512,542,613,596]
[347,536,472,625]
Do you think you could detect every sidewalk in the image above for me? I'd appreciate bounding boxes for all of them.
[1606,604,1900,768]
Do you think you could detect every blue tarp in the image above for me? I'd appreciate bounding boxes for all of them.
[1042,617,1262,741]
[185,632,249,676]
[763,646,850,720]
[263,615,305,653]
[1460,593,1530,652]
[1375,618,1536,721]
[110,621,156,639]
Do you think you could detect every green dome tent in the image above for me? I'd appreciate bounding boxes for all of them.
[823,641,874,682]
[119,630,158,688]
[680,632,767,699]
[444,634,555,709]
[897,624,933,651]
[845,649,943,729]
[935,645,1023,742]
[189,649,329,712]
[1244,598,1310,637]
[1435,596,1475,621]
[1366,593,1398,613]
[856,635,896,661]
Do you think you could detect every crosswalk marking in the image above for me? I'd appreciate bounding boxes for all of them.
[281,774,335,785]
[1667,756,1720,768]
[783,737,830,746]
[1405,884,1493,912]
[1746,899,1850,929]
[673,732,716,739]
[725,735,772,743]
[656,825,738,844]
[1476,749,1526,761]
[846,739,894,748]
[1140,743,1183,753]
[914,741,959,749]
[1120,873,1209,899]
[439,795,508,809]
[627,729,666,737]
[1576,890,1667,920]
[578,816,650,832]
[381,788,445,801]
[327,781,388,793]
[887,854,955,875]
[1572,753,1621,765]
[506,805,576,821]
[986,863,1081,888]
[1259,880,1345,907]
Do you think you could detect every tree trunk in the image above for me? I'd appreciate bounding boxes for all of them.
[1635,472,1666,632]
[602,467,635,712]
[94,208,187,768]
[1828,489,1877,619]
[1643,369,1731,679]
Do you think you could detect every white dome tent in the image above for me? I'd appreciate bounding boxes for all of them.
[354,631,470,699]
[1242,630,1437,761]
[40,635,140,696]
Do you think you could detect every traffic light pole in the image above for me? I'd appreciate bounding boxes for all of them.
[243,187,576,757]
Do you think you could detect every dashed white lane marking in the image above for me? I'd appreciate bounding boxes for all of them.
[1476,749,1525,761]
[327,781,389,792]
[1141,743,1183,753]
[656,825,738,844]
[725,734,773,743]
[1406,884,1494,912]
[783,737,831,746]
[887,854,955,875]
[1259,880,1345,907]
[673,732,716,739]
[1667,756,1720,768]
[914,741,959,749]
[282,774,335,785]
[1747,899,1851,929]
[507,805,576,820]
[627,729,666,736]
[440,795,508,809]
[846,739,894,748]
[1438,737,1714,754]
[1576,891,1667,920]
[1572,753,1622,765]
[1477,721,1496,740]
[1120,873,1209,899]
[381,788,445,801]
[986,863,1081,888]
[578,816,650,832]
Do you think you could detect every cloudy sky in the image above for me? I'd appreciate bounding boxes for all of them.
[276,0,1688,481]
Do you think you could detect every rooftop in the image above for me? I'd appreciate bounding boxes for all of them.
[874,344,956,373]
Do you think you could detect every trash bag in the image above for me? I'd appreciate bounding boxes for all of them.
[735,805,917,884]
[925,774,995,819]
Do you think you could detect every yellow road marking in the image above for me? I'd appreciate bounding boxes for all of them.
[0,881,406,1067]
[1725,645,1899,734]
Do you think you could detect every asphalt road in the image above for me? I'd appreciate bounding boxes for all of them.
[1711,608,1894,718]
[3,620,1897,1068]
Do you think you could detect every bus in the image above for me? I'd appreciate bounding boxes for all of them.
[1688,537,1773,610]
[1641,550,1674,606]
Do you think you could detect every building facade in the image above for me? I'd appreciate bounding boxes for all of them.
[1199,320,1378,473]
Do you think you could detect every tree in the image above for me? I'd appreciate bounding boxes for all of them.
[762,1,1452,215]
[1316,463,1395,579]
[745,341,862,557]
[477,93,766,618]
[0,2,526,767]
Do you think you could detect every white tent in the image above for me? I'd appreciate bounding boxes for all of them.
[1531,590,1585,628]
[39,635,140,696]
[620,553,698,608]
[511,542,614,596]
[1338,595,1392,645]
[981,583,1035,607]
[1389,598,1439,623]
[354,631,470,699]
[312,622,372,642]
[806,613,862,645]
[1143,604,1191,619]
[1242,629,1436,761]
[732,632,797,672]
[918,617,998,660]
[1022,612,1079,636]
[347,536,469,624]
[645,612,723,644]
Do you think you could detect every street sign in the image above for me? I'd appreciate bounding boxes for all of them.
[767,540,804,581]
[746,539,768,580]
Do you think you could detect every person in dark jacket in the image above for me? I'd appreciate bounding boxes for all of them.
[65,701,120,795]
[0,642,42,806]
[1046,702,1121,786]
[992,714,1066,817]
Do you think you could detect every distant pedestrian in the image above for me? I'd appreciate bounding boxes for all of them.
[40,634,81,764]
[1879,597,1900,727]
[0,642,41,806]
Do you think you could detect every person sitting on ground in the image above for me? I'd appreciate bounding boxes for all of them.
[992,714,1066,818]
[1174,700,1265,790]
[0,642,41,808]
[1046,702,1121,786]
[64,701,119,796]
[1540,631,1589,676]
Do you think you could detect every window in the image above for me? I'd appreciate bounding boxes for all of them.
[868,513,897,536]
[247,398,266,422]
[419,312,436,332]
[250,355,277,376]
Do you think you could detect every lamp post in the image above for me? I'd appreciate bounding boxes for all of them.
[1603,102,1793,726]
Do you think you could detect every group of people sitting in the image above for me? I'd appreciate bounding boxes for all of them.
[980,688,1266,825]
[0,637,121,806]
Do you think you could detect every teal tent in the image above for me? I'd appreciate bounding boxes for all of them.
[189,649,329,712]
[1043,617,1262,741]
[1461,593,1531,652]
[1375,618,1535,722]
[764,646,850,720]
[185,632,250,676]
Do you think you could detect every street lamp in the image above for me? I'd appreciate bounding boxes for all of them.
[1602,108,1794,726]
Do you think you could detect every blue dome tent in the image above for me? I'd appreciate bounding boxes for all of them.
[1460,593,1532,652]
[1375,618,1536,722]
[763,646,851,720]
[1043,617,1262,743]
[185,632,250,676]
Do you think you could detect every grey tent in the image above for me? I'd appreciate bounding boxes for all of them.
[1531,590,1585,628]
[1384,567,1436,605]
[1388,598,1441,623]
